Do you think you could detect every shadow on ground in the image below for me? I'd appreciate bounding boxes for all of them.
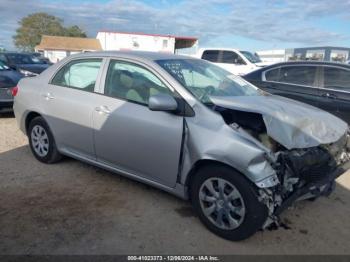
[0,112,15,118]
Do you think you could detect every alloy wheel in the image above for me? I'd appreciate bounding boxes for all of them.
[199,177,246,230]
[31,125,49,157]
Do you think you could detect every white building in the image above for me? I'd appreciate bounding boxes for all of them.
[35,35,102,63]
[257,46,350,63]
[256,49,287,63]
[96,31,198,53]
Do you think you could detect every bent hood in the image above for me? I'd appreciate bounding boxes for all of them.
[210,94,348,149]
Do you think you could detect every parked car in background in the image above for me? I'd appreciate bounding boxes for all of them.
[14,52,350,240]
[243,61,350,123]
[194,48,271,75]
[30,52,52,65]
[0,61,22,112]
[0,52,50,77]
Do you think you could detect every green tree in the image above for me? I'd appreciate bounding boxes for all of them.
[64,25,87,38]
[13,12,86,51]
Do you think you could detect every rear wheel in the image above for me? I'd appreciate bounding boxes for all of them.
[190,164,268,241]
[28,116,62,164]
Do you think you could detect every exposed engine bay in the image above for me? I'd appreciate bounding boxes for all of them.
[215,105,350,228]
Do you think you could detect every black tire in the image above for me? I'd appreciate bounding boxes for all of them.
[190,164,268,241]
[28,116,62,164]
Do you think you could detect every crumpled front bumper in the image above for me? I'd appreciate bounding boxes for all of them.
[274,159,350,216]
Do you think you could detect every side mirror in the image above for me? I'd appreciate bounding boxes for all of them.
[234,58,245,65]
[148,93,178,112]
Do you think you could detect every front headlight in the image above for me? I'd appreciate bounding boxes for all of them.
[256,174,280,188]
[19,69,38,77]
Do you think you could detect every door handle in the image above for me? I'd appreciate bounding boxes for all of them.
[321,93,337,99]
[95,105,111,115]
[43,93,54,100]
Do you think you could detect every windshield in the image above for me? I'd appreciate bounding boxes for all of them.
[0,61,9,70]
[7,54,45,65]
[156,59,261,104]
[240,51,262,63]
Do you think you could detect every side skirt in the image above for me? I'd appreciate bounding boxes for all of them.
[60,148,189,200]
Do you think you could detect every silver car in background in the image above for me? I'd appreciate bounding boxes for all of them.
[14,51,350,240]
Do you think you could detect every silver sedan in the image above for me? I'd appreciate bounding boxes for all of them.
[14,51,350,240]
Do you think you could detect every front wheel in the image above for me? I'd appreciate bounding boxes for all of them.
[28,116,62,164]
[190,165,268,241]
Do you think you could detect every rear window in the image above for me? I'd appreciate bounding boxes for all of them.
[201,50,219,62]
[324,67,350,91]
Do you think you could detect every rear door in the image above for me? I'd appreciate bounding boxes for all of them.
[41,58,104,159]
[318,65,350,123]
[260,65,320,108]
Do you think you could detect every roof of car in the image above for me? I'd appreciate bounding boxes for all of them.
[0,52,33,56]
[265,60,350,68]
[70,51,194,61]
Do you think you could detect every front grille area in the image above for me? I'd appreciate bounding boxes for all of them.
[299,164,334,183]
[284,147,336,183]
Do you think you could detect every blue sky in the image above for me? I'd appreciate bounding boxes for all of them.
[1,0,350,51]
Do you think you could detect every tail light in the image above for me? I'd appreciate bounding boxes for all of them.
[12,86,18,96]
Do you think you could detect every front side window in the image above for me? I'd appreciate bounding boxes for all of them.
[220,51,240,64]
[279,66,317,86]
[104,60,172,105]
[156,59,261,104]
[202,50,220,62]
[324,67,350,91]
[51,59,102,92]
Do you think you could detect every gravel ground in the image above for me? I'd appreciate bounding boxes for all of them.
[1,113,350,255]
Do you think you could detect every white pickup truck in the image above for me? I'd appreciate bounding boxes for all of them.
[193,48,271,75]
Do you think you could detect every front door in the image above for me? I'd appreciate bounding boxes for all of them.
[41,58,104,159]
[93,59,184,187]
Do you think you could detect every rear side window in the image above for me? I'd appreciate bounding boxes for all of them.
[279,66,317,86]
[324,67,350,91]
[265,68,280,81]
[220,51,240,64]
[201,50,220,62]
[51,59,102,92]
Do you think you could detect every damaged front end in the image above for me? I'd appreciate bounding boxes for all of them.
[209,95,350,229]
[260,133,350,228]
